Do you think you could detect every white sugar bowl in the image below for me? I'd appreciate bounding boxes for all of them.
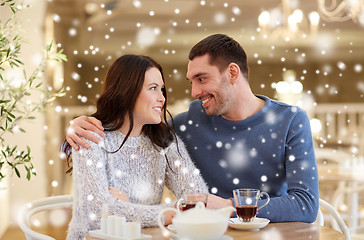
[157,202,234,240]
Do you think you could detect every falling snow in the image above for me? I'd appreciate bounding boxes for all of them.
[26,0,364,230]
[265,111,277,124]
[261,175,268,182]
[226,142,249,170]
[136,27,157,47]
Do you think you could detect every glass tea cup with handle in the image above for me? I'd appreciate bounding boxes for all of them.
[176,193,208,212]
[233,188,270,222]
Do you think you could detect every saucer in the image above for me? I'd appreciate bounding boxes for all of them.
[88,229,152,240]
[167,224,175,231]
[229,217,270,230]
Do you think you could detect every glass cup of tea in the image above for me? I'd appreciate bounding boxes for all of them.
[233,188,270,223]
[176,193,208,212]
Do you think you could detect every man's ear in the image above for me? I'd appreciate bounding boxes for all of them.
[228,63,240,84]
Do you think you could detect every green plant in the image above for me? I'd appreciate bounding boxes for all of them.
[0,0,67,181]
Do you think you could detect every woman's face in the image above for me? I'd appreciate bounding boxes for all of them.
[133,67,165,130]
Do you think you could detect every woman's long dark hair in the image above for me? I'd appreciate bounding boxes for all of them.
[63,55,177,173]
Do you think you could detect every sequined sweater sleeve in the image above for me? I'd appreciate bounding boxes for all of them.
[66,131,208,240]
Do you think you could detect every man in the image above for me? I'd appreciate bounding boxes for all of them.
[66,34,319,223]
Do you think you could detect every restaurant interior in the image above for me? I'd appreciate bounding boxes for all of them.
[1,0,364,239]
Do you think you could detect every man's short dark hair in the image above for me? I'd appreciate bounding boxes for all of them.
[189,34,249,80]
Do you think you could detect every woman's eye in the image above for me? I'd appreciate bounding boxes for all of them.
[151,87,157,90]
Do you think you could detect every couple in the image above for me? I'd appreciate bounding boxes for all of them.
[64,34,319,239]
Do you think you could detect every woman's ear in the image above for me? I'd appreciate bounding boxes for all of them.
[228,63,240,84]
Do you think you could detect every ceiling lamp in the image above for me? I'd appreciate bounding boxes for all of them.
[275,70,303,106]
[258,0,320,42]
[317,0,364,25]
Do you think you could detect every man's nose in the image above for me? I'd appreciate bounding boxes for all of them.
[191,83,201,98]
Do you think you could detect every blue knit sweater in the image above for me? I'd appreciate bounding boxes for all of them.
[171,95,319,223]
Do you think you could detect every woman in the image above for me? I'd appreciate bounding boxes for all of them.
[63,55,208,239]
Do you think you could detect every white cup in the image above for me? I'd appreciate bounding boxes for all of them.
[123,222,141,238]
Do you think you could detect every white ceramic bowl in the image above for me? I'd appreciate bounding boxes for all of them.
[173,218,228,240]
[158,202,234,240]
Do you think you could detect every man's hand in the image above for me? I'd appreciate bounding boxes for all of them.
[66,116,105,150]
[207,194,233,209]
[109,186,130,202]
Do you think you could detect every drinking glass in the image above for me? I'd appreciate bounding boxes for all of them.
[233,188,270,222]
[176,193,208,211]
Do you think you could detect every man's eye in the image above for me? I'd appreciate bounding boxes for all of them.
[198,78,204,82]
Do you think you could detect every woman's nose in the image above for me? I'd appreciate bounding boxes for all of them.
[159,91,165,103]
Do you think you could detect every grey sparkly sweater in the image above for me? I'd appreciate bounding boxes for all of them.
[67,130,208,239]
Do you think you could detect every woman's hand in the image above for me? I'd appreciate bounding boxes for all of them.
[109,186,130,202]
[163,208,176,225]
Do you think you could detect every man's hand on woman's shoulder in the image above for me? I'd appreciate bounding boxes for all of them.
[66,116,105,150]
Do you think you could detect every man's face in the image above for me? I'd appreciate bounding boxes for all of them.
[186,54,233,117]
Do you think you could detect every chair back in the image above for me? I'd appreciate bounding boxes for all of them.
[18,195,73,240]
[317,198,351,240]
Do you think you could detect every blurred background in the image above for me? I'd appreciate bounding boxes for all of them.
[1,0,364,239]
